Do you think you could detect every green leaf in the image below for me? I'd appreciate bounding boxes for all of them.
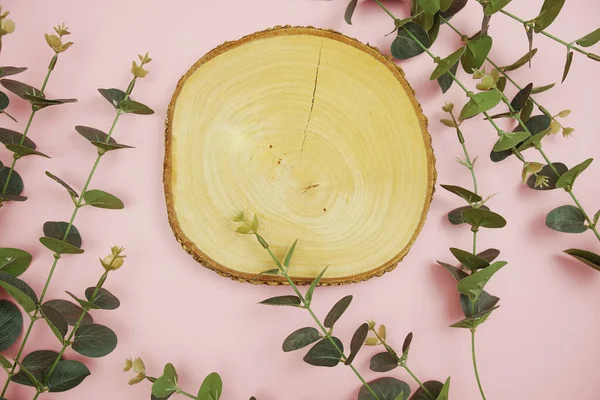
[556,158,593,190]
[460,290,500,318]
[0,127,36,149]
[45,171,79,198]
[282,327,321,352]
[437,261,469,281]
[531,83,555,94]
[197,372,223,400]
[346,323,369,365]
[0,167,24,197]
[40,305,68,342]
[417,0,440,15]
[437,61,458,93]
[516,115,552,152]
[476,248,501,264]
[451,306,499,329]
[576,27,600,47]
[564,249,600,271]
[305,267,327,305]
[427,13,441,45]
[43,221,82,248]
[0,248,33,276]
[496,76,507,92]
[5,144,49,158]
[72,323,118,358]
[39,237,85,255]
[439,0,467,20]
[82,189,124,209]
[152,363,178,398]
[252,268,280,279]
[344,0,358,24]
[120,99,154,115]
[411,381,444,400]
[85,287,120,310]
[0,67,28,78]
[90,141,134,152]
[430,47,466,80]
[0,92,11,114]
[440,184,482,204]
[324,295,353,328]
[440,0,452,11]
[358,377,411,400]
[303,337,343,367]
[562,51,574,83]
[528,0,566,33]
[450,248,490,270]
[22,94,76,111]
[493,131,530,152]
[545,205,587,233]
[0,353,11,370]
[10,350,60,387]
[65,291,101,310]
[75,125,114,144]
[448,205,489,225]
[259,295,302,307]
[0,300,22,351]
[461,35,493,73]
[0,271,38,312]
[283,239,298,269]
[457,261,507,301]
[499,48,538,72]
[521,98,534,122]
[43,299,93,326]
[392,23,431,60]
[460,90,503,120]
[510,83,533,111]
[461,208,507,229]
[484,0,511,15]
[46,360,90,392]
[0,79,41,100]
[98,88,127,109]
[370,352,399,372]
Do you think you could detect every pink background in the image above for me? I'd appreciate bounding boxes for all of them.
[2,0,600,399]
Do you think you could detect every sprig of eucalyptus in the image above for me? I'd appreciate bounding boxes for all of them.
[0,23,76,205]
[0,56,154,398]
[233,213,450,400]
[0,6,27,123]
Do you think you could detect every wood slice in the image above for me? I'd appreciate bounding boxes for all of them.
[164,26,435,285]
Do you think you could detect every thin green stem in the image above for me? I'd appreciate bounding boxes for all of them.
[473,231,478,255]
[32,392,40,400]
[259,236,380,400]
[178,390,197,399]
[461,142,479,195]
[373,0,396,20]
[403,365,428,396]
[471,330,486,400]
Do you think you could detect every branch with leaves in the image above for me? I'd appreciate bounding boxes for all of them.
[0,7,26,123]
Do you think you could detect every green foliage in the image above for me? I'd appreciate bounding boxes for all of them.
[197,372,223,400]
[460,291,500,318]
[440,184,482,204]
[303,338,344,367]
[83,189,124,209]
[528,0,565,33]
[370,352,399,372]
[45,171,79,198]
[324,295,352,328]
[72,323,118,358]
[546,205,588,233]
[576,27,600,47]
[120,99,154,115]
[43,299,93,326]
[282,327,321,352]
[392,23,430,60]
[10,350,61,387]
[484,0,512,15]
[0,299,22,351]
[98,88,127,109]
[450,248,490,270]
[461,208,506,229]
[460,90,503,120]
[346,323,369,364]
[40,304,68,342]
[46,360,90,392]
[555,158,593,190]
[0,271,38,312]
[526,163,567,190]
[305,267,327,305]
[259,295,302,307]
[0,247,32,276]
[344,0,358,25]
[411,381,443,400]
[85,287,120,310]
[358,377,411,400]
[451,306,499,329]
[461,36,493,73]
[457,261,507,301]
[564,249,600,271]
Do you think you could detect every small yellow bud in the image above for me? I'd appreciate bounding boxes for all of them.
[45,33,63,53]
[562,127,574,137]
[54,23,71,37]
[364,337,379,346]
[232,211,245,222]
[367,320,376,330]
[442,102,454,113]
[111,246,125,257]
[476,75,495,91]
[521,162,544,184]
[131,61,149,78]
[128,374,145,385]
[1,18,15,34]
[489,69,500,82]
[133,357,145,374]
[123,358,133,372]
[535,175,549,188]
[101,254,125,271]
[556,109,571,118]
[549,120,561,135]
[378,324,387,341]
[472,68,486,79]
[440,119,457,128]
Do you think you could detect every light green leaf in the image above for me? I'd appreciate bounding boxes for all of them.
[461,35,493,73]
[305,267,327,305]
[485,0,511,15]
[528,0,566,33]
[576,27,600,47]
[0,272,38,313]
[440,0,453,12]
[82,189,124,209]
[197,372,223,400]
[430,47,466,80]
[545,205,587,233]
[493,131,530,152]
[283,239,297,269]
[556,158,593,190]
[417,0,440,15]
[460,90,503,120]
[0,248,32,276]
[65,291,101,310]
[457,262,506,300]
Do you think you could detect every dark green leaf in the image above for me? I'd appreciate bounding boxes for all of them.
[6,144,49,158]
[556,158,593,190]
[85,287,120,310]
[43,221,82,248]
[46,360,90,392]
[476,248,501,264]
[460,90,503,120]
[43,299,93,326]
[10,350,60,387]
[75,125,115,144]
[0,300,22,351]
[0,271,38,312]
[282,327,321,352]
[410,381,444,400]
[499,48,538,72]
[457,261,507,300]
[511,83,533,111]
[83,189,124,209]
[0,79,41,100]
[562,51,574,83]
[576,27,600,47]
[528,0,566,32]
[484,0,512,15]
[564,249,600,271]
[516,115,552,151]
[451,306,499,329]
[90,141,134,152]
[0,127,36,149]
[40,305,68,342]
[0,67,27,78]
[0,248,33,276]
[546,205,587,233]
[440,184,481,204]
[521,98,534,122]
[526,163,566,190]
[461,208,507,229]
[430,47,466,80]
[496,76,507,92]
[439,0,467,20]
[197,372,222,400]
[417,0,440,15]
[392,23,431,60]
[493,131,530,152]
[72,323,118,358]
[22,94,76,111]
[344,0,359,24]
[120,99,154,115]
[152,363,178,398]
[0,91,8,111]
[448,205,489,225]
[0,167,24,197]
[303,337,343,367]
[346,323,369,365]
[531,83,556,94]
[39,237,85,255]
[283,239,298,269]
[45,171,79,198]
[259,295,302,307]
[437,60,458,94]
[401,332,413,357]
[450,248,490,270]
[306,267,327,305]
[0,193,27,202]
[437,261,468,281]
[370,352,399,372]
[358,377,411,400]
[460,290,500,317]
[427,13,441,44]
[440,0,452,11]
[98,88,127,109]
[65,291,101,310]
[324,295,353,328]
[461,35,493,72]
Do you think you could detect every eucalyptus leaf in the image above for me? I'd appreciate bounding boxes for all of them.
[152,363,178,398]
[0,79,41,100]
[0,91,8,111]
[493,131,529,152]
[521,98,534,122]
[451,306,499,329]
[0,127,36,149]
[0,300,22,351]
[460,90,503,120]
[346,323,369,365]
[43,221,82,247]
[283,239,298,269]
[430,47,466,80]
[0,271,38,312]
[46,360,90,392]
[85,287,120,310]
[484,0,512,15]
[511,83,533,111]
[461,208,507,229]
[496,76,507,92]
[306,267,327,305]
[0,167,24,197]
[98,88,127,109]
[437,61,458,93]
[91,141,134,152]
[392,23,431,60]
[439,0,452,11]
[0,248,33,276]
[83,189,124,209]
[120,99,154,115]
[437,261,468,281]
[450,248,490,270]
[427,12,441,44]
[72,323,118,358]
[370,352,399,372]
[303,337,343,367]
[324,295,353,328]
[562,51,574,83]
[259,295,302,307]
[66,291,101,310]
[516,115,552,151]
[10,350,60,387]
[457,262,507,300]
[460,290,500,318]
[576,27,600,47]
[545,205,587,233]
[410,381,444,400]
[417,0,440,15]
[556,158,593,190]
[23,94,76,111]
[282,327,321,352]
[476,248,501,264]
[40,305,68,342]
[440,184,482,204]
[564,249,600,272]
[531,83,556,94]
[43,299,93,326]
[197,372,223,400]
[344,0,359,24]
[0,67,27,79]
[448,205,489,225]
[358,377,411,400]
[528,0,566,33]
[401,332,413,357]
[461,35,493,73]
[75,125,115,144]
[499,49,538,72]
[5,144,49,158]
[440,0,467,20]
[39,237,85,255]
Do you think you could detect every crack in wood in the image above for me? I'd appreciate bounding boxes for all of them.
[300,44,323,157]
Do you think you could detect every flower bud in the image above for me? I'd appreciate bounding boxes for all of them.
[535,175,549,188]
[442,102,454,113]
[364,337,379,346]
[557,109,571,118]
[440,119,457,128]
[123,358,133,372]
[101,253,125,271]
[562,127,574,137]
[378,324,387,341]
[131,61,149,78]
[1,18,15,35]
[54,23,71,37]
[367,320,376,330]
[128,374,145,385]
[549,120,561,135]
[133,357,145,374]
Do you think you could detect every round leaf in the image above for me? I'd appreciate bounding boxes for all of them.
[392,23,431,60]
[303,337,344,367]
[460,90,503,120]
[461,208,507,229]
[461,35,493,72]
[370,352,399,372]
[39,237,85,255]
[197,372,223,400]
[46,360,90,392]
[0,271,38,312]
[43,299,93,326]
[152,363,178,398]
[120,99,154,115]
[545,205,587,233]
[98,88,127,109]
[411,380,444,400]
[82,189,124,209]
[85,287,120,310]
[282,327,321,352]
[40,305,68,341]
[526,163,568,190]
[72,323,118,358]
[10,350,60,387]
[359,377,411,400]
[0,300,22,351]
[450,248,490,270]
[43,221,82,248]
[0,248,33,276]
[0,127,36,149]
[0,167,24,196]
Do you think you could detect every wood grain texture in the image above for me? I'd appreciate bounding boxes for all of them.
[164,26,436,285]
